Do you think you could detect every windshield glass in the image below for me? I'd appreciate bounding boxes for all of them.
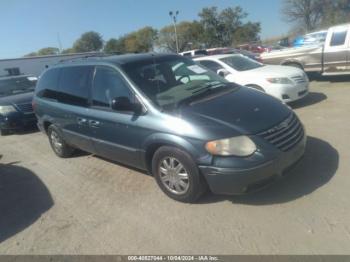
[122,55,236,109]
[0,76,36,97]
[220,55,263,71]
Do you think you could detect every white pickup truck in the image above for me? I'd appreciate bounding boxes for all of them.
[261,24,350,76]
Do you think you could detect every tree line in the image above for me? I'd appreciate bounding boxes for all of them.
[24,5,261,57]
[282,0,350,32]
[24,0,350,57]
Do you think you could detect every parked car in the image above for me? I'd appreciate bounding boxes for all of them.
[0,75,37,135]
[33,53,306,202]
[261,24,350,75]
[206,47,262,62]
[194,54,309,103]
[237,43,271,54]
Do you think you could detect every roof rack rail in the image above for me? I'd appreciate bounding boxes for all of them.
[57,52,123,64]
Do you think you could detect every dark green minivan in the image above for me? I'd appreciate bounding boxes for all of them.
[33,53,306,202]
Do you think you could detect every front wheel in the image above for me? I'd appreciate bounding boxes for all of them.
[152,146,207,203]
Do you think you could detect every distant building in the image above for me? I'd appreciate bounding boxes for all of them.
[0,52,102,77]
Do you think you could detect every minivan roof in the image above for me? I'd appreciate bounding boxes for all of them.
[57,53,180,67]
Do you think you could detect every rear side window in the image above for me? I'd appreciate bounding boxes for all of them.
[36,68,60,98]
[330,29,347,46]
[92,66,132,108]
[57,66,93,107]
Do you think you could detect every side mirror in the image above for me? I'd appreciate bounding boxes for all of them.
[111,96,141,112]
[217,69,230,77]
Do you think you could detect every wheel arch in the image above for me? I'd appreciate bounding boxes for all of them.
[281,59,304,70]
[143,133,204,175]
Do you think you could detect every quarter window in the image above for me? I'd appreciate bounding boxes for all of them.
[198,60,223,72]
[36,68,60,99]
[330,29,347,46]
[92,66,132,108]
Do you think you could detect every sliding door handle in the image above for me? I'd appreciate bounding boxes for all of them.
[89,120,100,128]
[77,117,88,125]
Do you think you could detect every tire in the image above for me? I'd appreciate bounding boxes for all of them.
[0,129,10,136]
[152,146,207,203]
[246,84,265,92]
[47,125,74,158]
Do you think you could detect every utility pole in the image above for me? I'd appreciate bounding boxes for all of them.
[169,11,179,53]
[57,32,63,53]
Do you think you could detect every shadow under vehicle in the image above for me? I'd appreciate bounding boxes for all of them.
[0,156,53,243]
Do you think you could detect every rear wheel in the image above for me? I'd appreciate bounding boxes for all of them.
[152,146,207,203]
[48,125,74,158]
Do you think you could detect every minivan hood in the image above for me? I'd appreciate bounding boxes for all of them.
[0,91,34,105]
[177,87,291,136]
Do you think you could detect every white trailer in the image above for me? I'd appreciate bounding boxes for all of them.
[0,52,101,77]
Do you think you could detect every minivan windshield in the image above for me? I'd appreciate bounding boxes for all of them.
[220,55,263,71]
[0,76,37,97]
[122,55,236,110]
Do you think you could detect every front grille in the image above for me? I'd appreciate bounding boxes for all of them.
[258,113,304,152]
[291,75,306,83]
[16,103,33,113]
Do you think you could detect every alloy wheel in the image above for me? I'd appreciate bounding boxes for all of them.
[159,157,190,195]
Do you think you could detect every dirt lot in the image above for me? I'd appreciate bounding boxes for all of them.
[1,76,350,254]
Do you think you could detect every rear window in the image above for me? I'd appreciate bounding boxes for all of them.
[36,68,60,95]
[330,29,347,46]
[194,50,208,56]
[0,76,36,97]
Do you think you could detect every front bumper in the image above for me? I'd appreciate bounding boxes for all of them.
[199,135,306,195]
[267,82,309,103]
[0,112,37,131]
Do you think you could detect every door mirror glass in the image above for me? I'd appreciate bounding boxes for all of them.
[217,69,230,77]
[111,96,142,113]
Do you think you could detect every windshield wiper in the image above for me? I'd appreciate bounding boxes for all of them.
[176,83,229,107]
[185,81,224,91]
[12,88,34,94]
[192,81,226,94]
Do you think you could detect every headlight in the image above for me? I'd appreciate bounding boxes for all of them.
[0,105,17,115]
[205,136,257,156]
[266,77,293,84]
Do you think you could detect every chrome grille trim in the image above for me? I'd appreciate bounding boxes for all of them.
[258,113,304,152]
[15,103,33,114]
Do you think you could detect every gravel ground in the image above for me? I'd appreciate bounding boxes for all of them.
[0,76,350,254]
